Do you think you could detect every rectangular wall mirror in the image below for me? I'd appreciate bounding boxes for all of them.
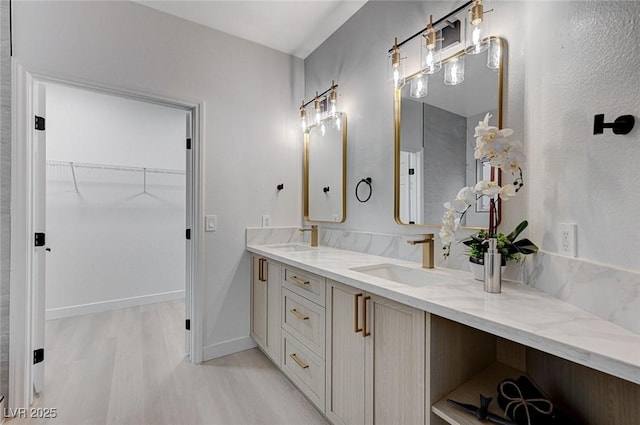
[394,37,504,228]
[304,112,347,222]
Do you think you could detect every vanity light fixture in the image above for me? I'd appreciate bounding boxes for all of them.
[297,81,341,133]
[314,91,322,125]
[389,38,405,88]
[487,37,501,69]
[410,73,428,98]
[444,56,465,85]
[299,100,308,132]
[421,15,442,74]
[329,81,338,116]
[467,0,490,54]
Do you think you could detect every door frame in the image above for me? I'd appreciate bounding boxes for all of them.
[9,60,206,409]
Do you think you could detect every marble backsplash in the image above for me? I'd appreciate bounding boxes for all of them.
[246,227,640,335]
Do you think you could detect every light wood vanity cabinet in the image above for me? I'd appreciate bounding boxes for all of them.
[280,266,327,412]
[250,255,281,365]
[325,280,426,425]
[249,251,639,425]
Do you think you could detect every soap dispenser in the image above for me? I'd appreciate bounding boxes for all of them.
[484,238,502,293]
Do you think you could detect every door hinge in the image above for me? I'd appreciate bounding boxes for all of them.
[185,319,191,330]
[186,138,192,150]
[35,233,46,247]
[35,116,45,131]
[186,229,191,240]
[33,348,44,365]
[408,168,415,175]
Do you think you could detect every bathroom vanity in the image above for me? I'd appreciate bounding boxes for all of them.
[247,241,640,425]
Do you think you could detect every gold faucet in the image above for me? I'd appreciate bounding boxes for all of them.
[299,225,319,247]
[407,234,435,269]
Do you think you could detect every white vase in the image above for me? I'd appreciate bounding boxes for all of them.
[469,261,485,281]
[468,261,507,282]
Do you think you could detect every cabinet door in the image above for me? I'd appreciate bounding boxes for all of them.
[365,295,426,425]
[250,256,268,349]
[265,260,281,365]
[326,280,366,425]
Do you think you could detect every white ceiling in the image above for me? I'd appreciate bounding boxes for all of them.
[135,0,368,59]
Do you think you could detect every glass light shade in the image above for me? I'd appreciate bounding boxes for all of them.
[444,56,465,86]
[409,74,428,98]
[329,91,338,116]
[300,108,307,132]
[467,10,489,54]
[487,38,501,69]
[388,50,405,88]
[421,29,442,74]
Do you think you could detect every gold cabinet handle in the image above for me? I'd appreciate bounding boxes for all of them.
[290,276,310,285]
[354,293,363,333]
[290,308,309,321]
[289,353,309,369]
[362,296,371,337]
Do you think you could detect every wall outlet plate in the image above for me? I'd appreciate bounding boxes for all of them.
[559,223,577,257]
[262,215,271,228]
[205,215,217,232]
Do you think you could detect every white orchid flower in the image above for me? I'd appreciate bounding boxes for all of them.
[473,180,501,196]
[439,226,456,244]
[499,184,517,200]
[456,186,476,204]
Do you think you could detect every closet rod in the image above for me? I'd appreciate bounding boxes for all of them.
[46,160,185,175]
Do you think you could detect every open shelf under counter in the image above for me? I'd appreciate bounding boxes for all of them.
[432,362,523,425]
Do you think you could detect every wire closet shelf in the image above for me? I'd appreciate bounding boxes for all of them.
[46,160,186,193]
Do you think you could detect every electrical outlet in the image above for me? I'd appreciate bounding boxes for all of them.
[205,215,217,232]
[262,215,271,228]
[559,223,577,257]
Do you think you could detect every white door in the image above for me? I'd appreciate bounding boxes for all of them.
[32,82,47,396]
[184,111,192,358]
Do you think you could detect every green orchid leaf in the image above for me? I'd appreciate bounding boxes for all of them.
[513,238,539,254]
[506,220,528,242]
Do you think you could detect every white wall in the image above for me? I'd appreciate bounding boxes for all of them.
[45,84,186,318]
[525,1,640,271]
[0,0,11,400]
[13,1,303,357]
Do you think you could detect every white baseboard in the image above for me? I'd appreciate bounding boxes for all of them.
[202,336,256,362]
[46,290,185,320]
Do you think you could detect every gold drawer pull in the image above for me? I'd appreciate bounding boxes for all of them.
[362,296,371,337]
[289,353,309,369]
[354,293,363,333]
[290,276,310,285]
[290,308,309,321]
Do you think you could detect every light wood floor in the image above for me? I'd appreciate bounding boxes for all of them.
[9,300,329,425]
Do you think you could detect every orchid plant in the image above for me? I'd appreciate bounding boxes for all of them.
[441,113,525,257]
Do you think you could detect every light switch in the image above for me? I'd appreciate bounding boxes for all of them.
[205,215,217,232]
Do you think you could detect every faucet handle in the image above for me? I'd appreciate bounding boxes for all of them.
[407,233,434,245]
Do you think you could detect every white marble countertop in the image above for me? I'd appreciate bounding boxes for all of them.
[246,242,640,385]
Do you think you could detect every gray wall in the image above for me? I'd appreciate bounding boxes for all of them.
[0,0,11,402]
[423,104,466,224]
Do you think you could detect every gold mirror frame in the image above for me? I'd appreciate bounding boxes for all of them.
[394,36,505,229]
[304,113,347,223]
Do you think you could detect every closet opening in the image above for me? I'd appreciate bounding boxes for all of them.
[10,63,204,409]
[44,83,188,321]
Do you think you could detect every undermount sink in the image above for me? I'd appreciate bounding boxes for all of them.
[265,243,316,252]
[350,263,451,287]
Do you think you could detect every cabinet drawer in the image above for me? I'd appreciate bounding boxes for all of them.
[283,266,325,306]
[281,331,325,412]
[282,289,325,358]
